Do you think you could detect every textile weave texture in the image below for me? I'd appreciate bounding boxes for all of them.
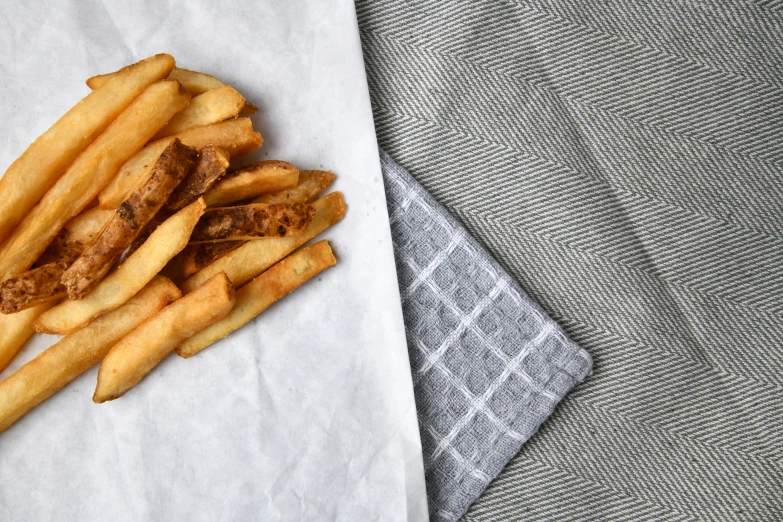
[382,151,592,521]
[357,1,783,521]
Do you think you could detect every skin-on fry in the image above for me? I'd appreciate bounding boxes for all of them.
[98,118,262,210]
[36,199,205,335]
[166,145,230,211]
[253,170,336,205]
[61,139,198,299]
[181,192,345,293]
[181,242,241,278]
[152,86,245,140]
[0,262,67,314]
[203,160,299,207]
[94,272,235,403]
[0,54,175,246]
[0,80,191,281]
[0,277,180,434]
[34,207,113,267]
[178,241,336,358]
[0,302,56,374]
[190,203,315,243]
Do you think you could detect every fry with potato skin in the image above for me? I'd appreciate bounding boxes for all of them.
[181,242,242,278]
[178,241,336,358]
[181,192,345,293]
[94,272,235,403]
[34,207,113,267]
[0,262,67,314]
[0,277,180,433]
[0,302,56,374]
[36,199,205,335]
[203,160,299,207]
[0,54,175,246]
[152,86,245,139]
[98,118,262,210]
[61,139,198,299]
[190,203,315,243]
[253,170,336,205]
[0,80,191,281]
[166,145,230,212]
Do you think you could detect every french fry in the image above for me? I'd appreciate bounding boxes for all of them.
[98,118,262,210]
[0,54,175,246]
[178,241,336,358]
[0,302,56,374]
[253,170,336,204]
[166,145,230,211]
[88,66,258,115]
[94,272,235,403]
[181,192,345,293]
[0,80,191,281]
[181,242,242,278]
[203,161,299,207]
[62,139,198,299]
[190,203,315,243]
[0,277,180,433]
[35,199,205,335]
[0,262,67,314]
[152,86,245,140]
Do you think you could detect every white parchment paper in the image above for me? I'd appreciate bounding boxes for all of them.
[0,1,428,520]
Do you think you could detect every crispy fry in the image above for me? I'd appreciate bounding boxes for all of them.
[0,262,67,314]
[152,86,245,140]
[61,139,198,299]
[94,272,235,403]
[36,199,205,335]
[166,145,230,211]
[178,241,336,358]
[0,54,175,246]
[0,277,179,433]
[0,302,56,374]
[203,161,299,207]
[190,203,315,243]
[0,80,191,281]
[253,170,336,204]
[98,118,262,210]
[181,192,345,293]
[34,207,113,267]
[181,242,242,278]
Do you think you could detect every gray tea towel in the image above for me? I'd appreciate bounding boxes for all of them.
[380,149,592,521]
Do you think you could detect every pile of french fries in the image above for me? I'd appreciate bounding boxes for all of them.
[0,54,345,433]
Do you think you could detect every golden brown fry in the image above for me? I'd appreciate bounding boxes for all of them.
[181,192,345,293]
[94,272,235,403]
[178,241,336,358]
[0,302,56,374]
[152,86,245,140]
[98,118,262,210]
[181,242,242,278]
[190,203,315,243]
[0,262,67,314]
[34,207,113,267]
[253,170,336,204]
[166,145,230,211]
[0,80,191,281]
[0,54,175,246]
[36,199,205,335]
[62,139,198,299]
[0,277,179,433]
[203,160,299,207]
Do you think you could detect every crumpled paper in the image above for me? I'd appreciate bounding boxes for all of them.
[0,1,428,520]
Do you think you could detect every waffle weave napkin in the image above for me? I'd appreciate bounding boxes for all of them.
[380,150,592,521]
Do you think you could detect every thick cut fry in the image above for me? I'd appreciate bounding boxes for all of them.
[181,192,345,293]
[178,241,336,358]
[0,80,191,281]
[0,277,179,433]
[0,54,175,245]
[203,161,299,207]
[153,86,245,139]
[62,139,198,299]
[190,203,315,243]
[0,262,67,314]
[166,145,230,211]
[253,170,336,204]
[182,242,242,278]
[94,272,235,403]
[35,207,113,267]
[36,199,205,335]
[0,302,56,374]
[98,118,262,209]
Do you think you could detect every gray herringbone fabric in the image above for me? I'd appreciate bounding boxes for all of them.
[356,1,783,521]
[382,150,591,521]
